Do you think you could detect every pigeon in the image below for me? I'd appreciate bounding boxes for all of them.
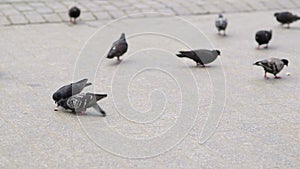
[176,49,221,67]
[274,11,300,28]
[52,79,92,104]
[215,14,228,35]
[69,6,81,24]
[253,58,289,79]
[57,93,107,116]
[255,30,272,49]
[107,33,128,61]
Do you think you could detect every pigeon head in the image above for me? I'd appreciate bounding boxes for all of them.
[218,14,223,18]
[52,92,61,103]
[120,33,126,39]
[281,59,289,66]
[57,98,68,108]
[274,13,279,17]
[215,50,221,56]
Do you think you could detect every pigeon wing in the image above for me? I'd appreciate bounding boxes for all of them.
[107,38,128,58]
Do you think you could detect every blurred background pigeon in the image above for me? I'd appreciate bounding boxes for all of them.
[253,58,289,79]
[107,33,128,61]
[176,49,221,67]
[57,93,107,116]
[69,6,81,24]
[255,30,272,49]
[215,14,228,36]
[52,79,91,105]
[274,11,300,28]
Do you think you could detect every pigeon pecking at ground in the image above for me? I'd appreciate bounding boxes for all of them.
[57,93,107,116]
[107,33,128,61]
[52,79,92,105]
[176,49,221,67]
[255,30,272,49]
[68,6,81,24]
[253,58,289,79]
[215,14,228,36]
[274,11,300,28]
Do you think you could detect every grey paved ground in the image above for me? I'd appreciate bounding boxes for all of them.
[1,1,300,169]
[0,0,300,25]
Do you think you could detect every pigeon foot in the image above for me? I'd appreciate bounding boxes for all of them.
[264,73,269,79]
[78,112,87,115]
[274,76,281,79]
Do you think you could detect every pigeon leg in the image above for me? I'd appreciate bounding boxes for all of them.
[274,75,281,79]
[69,18,73,23]
[196,63,200,67]
[117,56,121,61]
[287,24,290,29]
[264,44,268,48]
[73,19,77,24]
[264,72,269,79]
[257,45,260,49]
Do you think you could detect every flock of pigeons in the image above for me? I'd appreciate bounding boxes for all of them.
[53,7,299,116]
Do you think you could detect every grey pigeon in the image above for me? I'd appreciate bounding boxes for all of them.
[253,58,289,79]
[176,49,221,67]
[57,93,107,116]
[69,6,81,24]
[255,30,272,49]
[52,79,92,104]
[215,14,228,35]
[107,33,128,61]
[274,11,300,28]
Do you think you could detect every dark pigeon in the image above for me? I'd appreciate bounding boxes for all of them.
[176,49,221,67]
[69,6,81,24]
[215,14,228,36]
[253,58,289,79]
[57,93,107,116]
[107,33,128,61]
[274,11,300,28]
[52,79,92,104]
[255,30,272,49]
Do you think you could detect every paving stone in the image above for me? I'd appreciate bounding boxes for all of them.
[42,13,62,22]
[93,11,112,20]
[13,3,34,12]
[81,11,97,21]
[24,11,45,23]
[8,15,28,24]
[2,7,20,16]
[0,16,10,25]
[36,6,53,14]
[107,10,126,19]
[0,4,13,10]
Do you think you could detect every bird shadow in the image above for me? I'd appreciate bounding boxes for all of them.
[185,64,217,69]
[216,33,230,38]
[107,59,131,66]
[256,45,277,50]
[256,76,288,82]
[284,26,300,30]
[54,108,105,117]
